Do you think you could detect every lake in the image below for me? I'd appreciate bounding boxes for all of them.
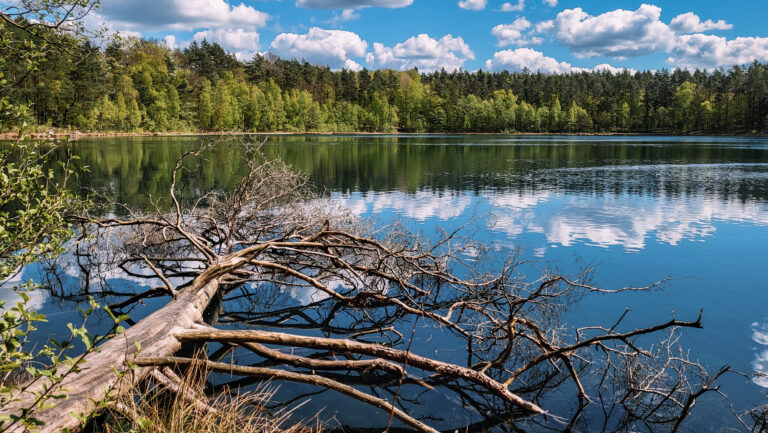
[3,134,768,432]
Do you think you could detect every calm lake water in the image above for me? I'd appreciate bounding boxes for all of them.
[3,134,768,432]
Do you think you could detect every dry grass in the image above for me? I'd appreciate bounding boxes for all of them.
[92,364,318,433]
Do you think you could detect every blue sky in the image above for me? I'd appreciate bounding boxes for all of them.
[88,0,768,73]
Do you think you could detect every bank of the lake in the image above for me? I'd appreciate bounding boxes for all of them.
[5,129,768,141]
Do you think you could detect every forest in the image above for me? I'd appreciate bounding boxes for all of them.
[2,31,768,135]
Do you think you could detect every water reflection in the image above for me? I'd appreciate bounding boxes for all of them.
[53,135,768,251]
[754,321,768,389]
[337,187,768,251]
[338,190,474,221]
[6,135,768,429]
[32,135,768,215]
[501,191,768,250]
[0,269,48,311]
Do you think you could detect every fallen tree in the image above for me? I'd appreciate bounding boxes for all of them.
[0,144,731,432]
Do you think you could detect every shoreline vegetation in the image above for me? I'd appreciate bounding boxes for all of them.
[4,129,768,141]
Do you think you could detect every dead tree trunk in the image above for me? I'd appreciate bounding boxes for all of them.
[1,249,542,433]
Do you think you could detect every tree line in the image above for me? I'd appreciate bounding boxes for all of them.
[2,33,768,134]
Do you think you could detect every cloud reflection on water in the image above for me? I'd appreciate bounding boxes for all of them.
[754,322,768,389]
[338,190,474,221]
[0,268,48,311]
[493,191,768,250]
[336,188,768,251]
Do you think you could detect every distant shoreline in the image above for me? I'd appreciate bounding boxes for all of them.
[3,130,767,140]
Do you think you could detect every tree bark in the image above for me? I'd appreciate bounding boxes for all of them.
[0,272,222,433]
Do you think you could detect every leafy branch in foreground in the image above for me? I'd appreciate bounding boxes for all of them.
[0,291,127,432]
[0,135,99,430]
[0,141,81,278]
[0,88,112,433]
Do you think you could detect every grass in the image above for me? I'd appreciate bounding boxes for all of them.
[89,365,318,433]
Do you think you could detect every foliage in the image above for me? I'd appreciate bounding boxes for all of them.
[0,142,81,279]
[0,1,125,431]
[3,32,768,134]
[0,0,105,132]
[0,287,128,431]
[0,138,106,432]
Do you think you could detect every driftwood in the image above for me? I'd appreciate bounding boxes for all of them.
[0,144,727,433]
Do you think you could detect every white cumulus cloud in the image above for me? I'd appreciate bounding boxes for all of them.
[500,0,524,12]
[163,35,178,49]
[330,8,361,23]
[670,34,768,70]
[296,0,413,8]
[592,63,637,74]
[270,27,367,70]
[93,0,270,57]
[551,4,675,59]
[192,28,260,59]
[535,19,554,33]
[97,0,269,32]
[492,17,541,47]
[485,49,631,74]
[458,0,487,10]
[485,48,575,73]
[669,12,732,33]
[545,5,761,70]
[366,34,475,72]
